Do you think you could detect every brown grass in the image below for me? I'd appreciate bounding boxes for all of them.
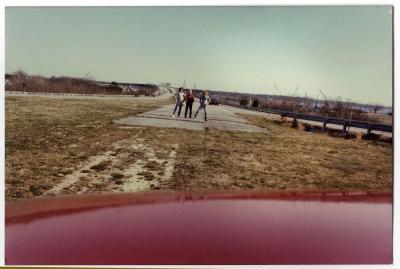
[162,115,392,192]
[363,112,392,125]
[5,96,172,200]
[5,96,392,201]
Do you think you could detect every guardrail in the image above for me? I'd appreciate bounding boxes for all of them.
[5,91,158,98]
[6,91,118,97]
[227,104,393,134]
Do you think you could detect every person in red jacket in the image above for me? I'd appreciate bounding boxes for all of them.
[184,89,195,118]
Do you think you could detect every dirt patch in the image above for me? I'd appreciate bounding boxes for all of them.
[5,95,172,200]
[90,160,112,171]
[46,138,179,196]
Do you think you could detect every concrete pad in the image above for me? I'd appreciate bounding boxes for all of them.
[114,104,266,133]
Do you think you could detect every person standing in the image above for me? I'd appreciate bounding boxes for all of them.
[184,89,195,118]
[194,90,210,121]
[172,87,185,117]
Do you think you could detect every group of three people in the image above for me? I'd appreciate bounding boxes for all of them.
[172,88,210,121]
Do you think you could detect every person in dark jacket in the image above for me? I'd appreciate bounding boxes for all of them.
[184,89,195,118]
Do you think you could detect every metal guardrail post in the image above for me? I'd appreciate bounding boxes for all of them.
[323,118,328,132]
[342,120,348,135]
[367,123,373,135]
[292,113,298,128]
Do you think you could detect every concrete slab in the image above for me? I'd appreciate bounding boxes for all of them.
[114,104,266,133]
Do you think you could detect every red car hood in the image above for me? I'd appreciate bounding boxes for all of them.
[5,191,393,265]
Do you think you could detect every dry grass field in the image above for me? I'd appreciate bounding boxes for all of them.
[5,95,393,201]
[364,112,393,125]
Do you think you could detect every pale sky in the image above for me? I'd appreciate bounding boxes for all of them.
[5,6,393,105]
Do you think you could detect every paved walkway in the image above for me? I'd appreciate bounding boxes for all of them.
[114,104,266,133]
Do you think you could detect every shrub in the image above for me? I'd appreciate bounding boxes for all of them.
[240,98,249,106]
[252,99,259,107]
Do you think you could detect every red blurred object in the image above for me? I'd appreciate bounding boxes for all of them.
[5,191,393,265]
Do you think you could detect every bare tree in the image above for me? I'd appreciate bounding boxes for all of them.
[302,93,313,113]
[334,97,345,118]
[373,103,383,113]
[252,98,259,108]
[13,70,28,79]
